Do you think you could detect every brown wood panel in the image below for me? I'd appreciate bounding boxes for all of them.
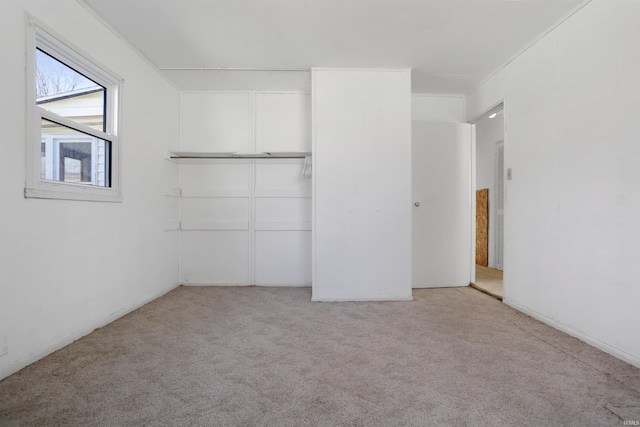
[476,188,489,266]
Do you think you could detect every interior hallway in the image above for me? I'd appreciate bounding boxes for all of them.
[473,265,504,300]
[1,286,638,426]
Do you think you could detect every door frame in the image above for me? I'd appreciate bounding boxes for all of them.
[468,100,506,297]
[495,140,505,271]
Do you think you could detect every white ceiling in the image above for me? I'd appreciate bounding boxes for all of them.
[84,0,585,93]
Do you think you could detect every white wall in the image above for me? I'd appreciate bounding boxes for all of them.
[467,0,640,367]
[0,0,180,380]
[179,91,312,285]
[475,113,504,268]
[412,94,465,122]
[163,70,311,92]
[312,69,412,301]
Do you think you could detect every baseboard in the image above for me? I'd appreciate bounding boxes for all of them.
[0,281,180,381]
[469,283,502,300]
[311,295,414,302]
[181,282,311,287]
[181,282,252,286]
[253,283,311,287]
[413,284,467,289]
[504,298,640,369]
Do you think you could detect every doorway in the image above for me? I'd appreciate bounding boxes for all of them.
[471,104,504,299]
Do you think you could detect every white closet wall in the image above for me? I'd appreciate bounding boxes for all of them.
[312,69,412,301]
[179,91,311,285]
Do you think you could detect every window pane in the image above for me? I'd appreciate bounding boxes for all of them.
[36,49,106,132]
[40,142,46,179]
[41,119,111,187]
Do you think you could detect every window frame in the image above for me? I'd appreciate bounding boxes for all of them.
[25,15,123,202]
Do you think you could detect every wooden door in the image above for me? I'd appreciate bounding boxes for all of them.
[476,188,489,266]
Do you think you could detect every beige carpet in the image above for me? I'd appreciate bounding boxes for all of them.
[1,286,639,426]
[473,265,504,300]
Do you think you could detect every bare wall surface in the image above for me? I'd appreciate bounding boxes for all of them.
[0,0,180,380]
[412,95,465,122]
[312,69,412,301]
[466,0,640,366]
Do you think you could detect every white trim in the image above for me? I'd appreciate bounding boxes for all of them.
[470,124,477,285]
[181,188,250,198]
[181,89,253,95]
[180,221,249,231]
[181,281,252,287]
[311,71,318,299]
[40,110,115,141]
[311,67,412,73]
[255,221,312,231]
[180,89,311,96]
[252,282,311,287]
[30,15,122,89]
[412,93,466,99]
[495,141,505,272]
[169,152,310,159]
[254,188,311,198]
[468,101,504,125]
[405,70,414,296]
[161,68,309,72]
[311,295,414,302]
[249,91,257,288]
[24,186,118,202]
[501,100,508,299]
[505,299,640,369]
[254,90,311,96]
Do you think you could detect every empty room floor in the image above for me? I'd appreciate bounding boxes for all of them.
[1,286,639,426]
[473,265,504,300]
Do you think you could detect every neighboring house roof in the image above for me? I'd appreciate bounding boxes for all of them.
[37,85,103,104]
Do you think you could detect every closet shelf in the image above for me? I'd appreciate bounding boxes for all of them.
[168,151,311,159]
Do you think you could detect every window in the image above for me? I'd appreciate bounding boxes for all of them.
[26,16,122,202]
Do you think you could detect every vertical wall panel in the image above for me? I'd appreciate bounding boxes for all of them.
[181,232,250,285]
[312,69,412,301]
[180,92,252,285]
[254,231,312,285]
[256,93,310,152]
[181,92,251,152]
[253,94,311,285]
[255,198,311,223]
[181,198,249,222]
[254,161,311,197]
[181,161,250,192]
